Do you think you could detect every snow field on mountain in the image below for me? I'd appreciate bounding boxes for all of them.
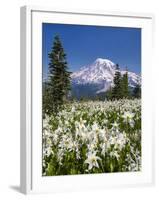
[71,58,141,93]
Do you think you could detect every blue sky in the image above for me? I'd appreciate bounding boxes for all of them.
[42,23,141,76]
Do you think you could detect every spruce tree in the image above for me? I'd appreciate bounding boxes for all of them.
[112,64,122,99]
[48,35,71,113]
[121,67,129,98]
[42,81,52,116]
[133,83,141,98]
[106,85,113,100]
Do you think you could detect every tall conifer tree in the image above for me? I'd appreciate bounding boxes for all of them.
[133,83,141,98]
[48,35,71,113]
[121,67,129,98]
[112,64,122,99]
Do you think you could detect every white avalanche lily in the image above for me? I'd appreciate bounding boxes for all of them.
[85,151,101,170]
[42,99,141,175]
[122,111,135,120]
[111,121,119,129]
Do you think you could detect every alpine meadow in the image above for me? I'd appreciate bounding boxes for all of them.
[42,23,141,176]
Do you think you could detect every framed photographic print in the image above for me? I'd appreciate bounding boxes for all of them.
[20,6,154,194]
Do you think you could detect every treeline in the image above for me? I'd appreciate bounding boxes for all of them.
[106,64,141,100]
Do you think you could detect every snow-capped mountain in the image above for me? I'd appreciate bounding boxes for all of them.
[71,58,141,95]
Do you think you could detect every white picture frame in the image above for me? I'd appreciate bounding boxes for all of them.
[20,5,154,194]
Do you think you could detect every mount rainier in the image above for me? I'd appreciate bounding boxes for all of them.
[71,58,141,98]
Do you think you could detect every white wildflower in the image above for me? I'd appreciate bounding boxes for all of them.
[85,151,101,170]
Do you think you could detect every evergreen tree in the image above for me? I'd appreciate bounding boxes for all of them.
[112,64,122,99]
[106,86,113,100]
[121,67,129,98]
[133,83,141,98]
[42,81,52,116]
[47,35,71,114]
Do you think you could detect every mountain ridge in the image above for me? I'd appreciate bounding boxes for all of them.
[71,58,141,95]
